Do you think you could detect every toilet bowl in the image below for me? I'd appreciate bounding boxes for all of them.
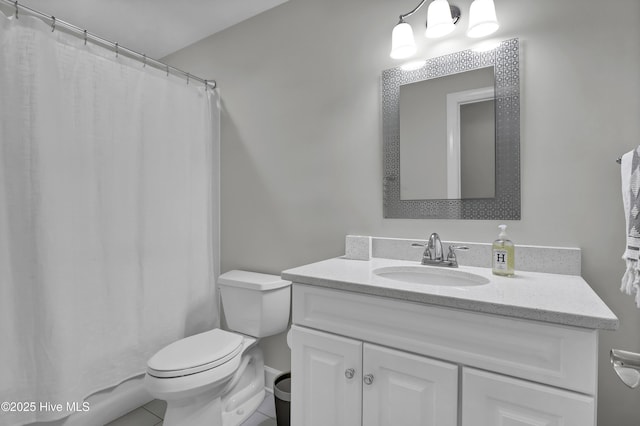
[144,270,291,426]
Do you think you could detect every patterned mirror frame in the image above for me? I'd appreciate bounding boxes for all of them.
[382,38,520,220]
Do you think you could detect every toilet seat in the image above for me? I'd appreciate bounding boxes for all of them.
[147,329,243,378]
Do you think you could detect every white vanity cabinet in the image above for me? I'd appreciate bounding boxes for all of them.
[290,326,362,426]
[291,326,458,426]
[362,342,457,426]
[290,284,600,426]
[462,368,595,426]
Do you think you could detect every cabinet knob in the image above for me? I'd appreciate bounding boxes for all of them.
[345,368,355,379]
[363,374,374,385]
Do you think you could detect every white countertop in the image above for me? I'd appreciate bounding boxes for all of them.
[282,257,619,330]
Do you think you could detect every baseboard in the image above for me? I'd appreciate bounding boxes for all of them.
[264,365,283,392]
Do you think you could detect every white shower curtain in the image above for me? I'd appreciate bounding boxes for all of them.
[0,12,219,426]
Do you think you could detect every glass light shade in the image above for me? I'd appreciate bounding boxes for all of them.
[425,0,455,39]
[467,0,499,38]
[390,22,417,59]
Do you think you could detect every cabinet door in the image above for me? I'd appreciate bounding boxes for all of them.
[290,325,363,426]
[462,368,595,426]
[362,343,458,426]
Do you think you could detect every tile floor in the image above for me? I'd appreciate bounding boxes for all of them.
[105,391,277,426]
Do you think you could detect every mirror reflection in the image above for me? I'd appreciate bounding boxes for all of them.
[400,67,495,200]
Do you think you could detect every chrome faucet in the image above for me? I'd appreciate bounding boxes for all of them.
[428,233,444,261]
[412,233,468,268]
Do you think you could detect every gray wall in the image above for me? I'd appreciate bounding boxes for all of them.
[164,0,640,423]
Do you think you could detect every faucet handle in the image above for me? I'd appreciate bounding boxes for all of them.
[411,242,432,260]
[447,245,469,264]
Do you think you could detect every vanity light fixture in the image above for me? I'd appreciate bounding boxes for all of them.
[390,21,417,59]
[425,0,459,38]
[389,0,499,59]
[467,0,500,38]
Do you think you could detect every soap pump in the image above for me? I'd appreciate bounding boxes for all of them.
[492,224,515,276]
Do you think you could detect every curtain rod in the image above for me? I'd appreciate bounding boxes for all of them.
[2,0,216,90]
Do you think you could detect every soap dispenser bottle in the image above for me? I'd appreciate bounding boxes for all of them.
[492,224,515,276]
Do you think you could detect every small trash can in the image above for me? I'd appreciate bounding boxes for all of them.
[273,372,291,426]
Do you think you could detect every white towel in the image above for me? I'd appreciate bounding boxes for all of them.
[621,147,640,307]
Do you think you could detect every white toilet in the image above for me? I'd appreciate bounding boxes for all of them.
[144,270,291,426]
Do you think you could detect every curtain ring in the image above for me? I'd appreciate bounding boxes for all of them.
[142,54,146,67]
[204,80,208,92]
[83,29,87,45]
[186,73,190,85]
[115,42,119,58]
[14,1,18,19]
[51,16,55,32]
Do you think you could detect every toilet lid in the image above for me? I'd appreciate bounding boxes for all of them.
[147,329,243,378]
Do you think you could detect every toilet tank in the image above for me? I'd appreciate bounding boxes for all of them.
[218,270,291,338]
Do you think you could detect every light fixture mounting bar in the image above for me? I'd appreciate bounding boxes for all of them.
[448,5,461,25]
[398,1,461,25]
[398,0,429,23]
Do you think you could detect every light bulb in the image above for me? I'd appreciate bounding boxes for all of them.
[425,0,455,39]
[467,0,499,38]
[401,60,426,71]
[390,22,417,59]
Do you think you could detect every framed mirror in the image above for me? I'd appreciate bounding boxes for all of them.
[382,38,520,219]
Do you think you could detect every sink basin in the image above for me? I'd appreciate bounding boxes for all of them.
[373,266,490,287]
